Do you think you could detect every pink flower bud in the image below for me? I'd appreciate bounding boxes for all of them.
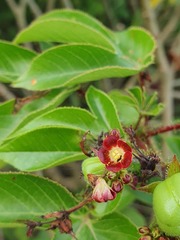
[112,180,123,193]
[92,178,116,203]
[122,173,132,184]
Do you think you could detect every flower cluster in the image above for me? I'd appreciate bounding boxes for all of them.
[85,129,133,203]
[96,129,132,172]
[88,172,132,203]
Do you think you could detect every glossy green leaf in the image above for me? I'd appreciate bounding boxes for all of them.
[0,99,15,115]
[115,27,156,64]
[166,136,180,159]
[13,44,144,91]
[0,41,36,83]
[166,155,180,178]
[109,90,139,126]
[0,128,84,171]
[12,107,98,137]
[137,181,161,193]
[93,193,122,217]
[53,213,140,240]
[116,187,136,211]
[0,115,23,145]
[141,91,164,116]
[13,87,77,132]
[86,86,124,135]
[14,9,115,51]
[128,87,143,106]
[0,172,77,224]
[122,207,146,227]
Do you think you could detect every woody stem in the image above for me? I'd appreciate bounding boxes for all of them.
[146,123,180,137]
[66,195,93,214]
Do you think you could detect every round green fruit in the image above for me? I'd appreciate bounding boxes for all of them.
[153,173,180,236]
[82,157,105,181]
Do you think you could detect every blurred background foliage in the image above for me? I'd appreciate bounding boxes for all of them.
[0,0,179,239]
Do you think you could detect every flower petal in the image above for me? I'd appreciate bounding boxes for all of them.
[117,140,132,152]
[92,178,116,202]
[106,162,123,172]
[103,135,119,149]
[97,147,110,164]
[121,151,132,168]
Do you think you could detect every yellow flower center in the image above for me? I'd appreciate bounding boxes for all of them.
[109,146,124,163]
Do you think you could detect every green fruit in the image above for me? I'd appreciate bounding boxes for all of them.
[153,173,180,236]
[82,157,105,181]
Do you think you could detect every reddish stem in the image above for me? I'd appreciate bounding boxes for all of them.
[66,196,93,214]
[146,123,180,137]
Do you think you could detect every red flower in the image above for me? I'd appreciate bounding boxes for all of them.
[97,130,132,172]
[92,178,116,203]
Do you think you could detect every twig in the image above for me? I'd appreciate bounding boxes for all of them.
[101,0,118,29]
[140,0,174,125]
[173,90,180,99]
[146,123,180,137]
[46,0,56,11]
[66,196,93,214]
[160,6,180,44]
[0,83,15,100]
[24,0,42,18]
[140,0,175,157]
[60,0,73,9]
[6,0,27,30]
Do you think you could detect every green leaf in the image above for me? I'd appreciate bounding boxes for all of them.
[116,187,136,211]
[53,213,140,240]
[0,41,36,83]
[13,87,77,132]
[0,115,23,145]
[166,136,180,159]
[128,86,143,106]
[0,99,15,115]
[115,27,156,65]
[141,91,164,116]
[109,90,139,126]
[137,181,161,193]
[86,86,124,135]
[166,155,180,178]
[13,44,143,91]
[122,207,146,227]
[0,128,84,171]
[12,107,99,137]
[93,193,122,217]
[14,9,115,51]
[0,172,77,224]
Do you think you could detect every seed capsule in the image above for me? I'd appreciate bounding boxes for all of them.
[153,173,180,237]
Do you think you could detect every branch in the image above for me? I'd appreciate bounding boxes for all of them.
[140,0,175,157]
[6,0,27,30]
[160,6,180,43]
[46,0,56,11]
[24,0,42,18]
[60,0,73,9]
[140,0,174,126]
[146,123,180,137]
[0,83,15,100]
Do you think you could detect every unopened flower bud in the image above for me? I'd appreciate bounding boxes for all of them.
[138,226,150,235]
[158,237,170,240]
[139,236,152,240]
[122,173,132,184]
[87,174,98,186]
[112,180,123,193]
[152,226,161,238]
[59,217,72,234]
[92,178,116,203]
